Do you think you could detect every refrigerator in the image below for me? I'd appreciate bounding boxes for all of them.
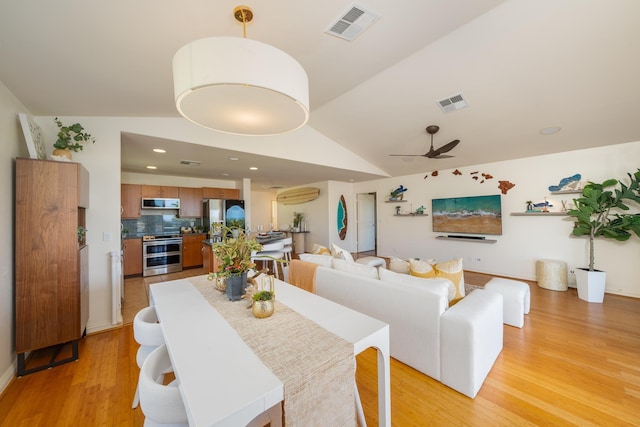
[203,199,245,237]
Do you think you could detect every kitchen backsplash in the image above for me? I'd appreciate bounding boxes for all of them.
[122,215,203,237]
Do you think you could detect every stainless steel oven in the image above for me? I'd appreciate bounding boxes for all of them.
[142,235,183,277]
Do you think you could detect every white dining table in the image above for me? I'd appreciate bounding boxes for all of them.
[149,277,391,427]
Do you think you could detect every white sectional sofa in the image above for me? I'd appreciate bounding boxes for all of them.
[291,258,504,398]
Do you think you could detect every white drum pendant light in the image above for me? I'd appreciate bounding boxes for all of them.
[173,6,309,136]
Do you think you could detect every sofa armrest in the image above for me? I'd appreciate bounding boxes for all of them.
[440,289,503,398]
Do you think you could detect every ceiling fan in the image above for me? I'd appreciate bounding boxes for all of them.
[390,125,460,159]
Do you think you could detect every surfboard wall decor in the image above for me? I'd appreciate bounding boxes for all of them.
[276,187,320,205]
[337,195,348,240]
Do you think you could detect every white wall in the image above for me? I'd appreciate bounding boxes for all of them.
[353,141,640,298]
[250,190,277,232]
[0,80,32,391]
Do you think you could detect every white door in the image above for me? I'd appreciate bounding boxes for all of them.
[357,193,376,252]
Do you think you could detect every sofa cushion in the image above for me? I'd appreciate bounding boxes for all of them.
[333,258,379,279]
[381,267,455,301]
[311,244,331,255]
[299,253,334,268]
[331,243,355,263]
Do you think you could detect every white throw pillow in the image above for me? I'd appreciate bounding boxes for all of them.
[333,258,379,279]
[389,256,410,274]
[299,253,334,268]
[331,243,355,263]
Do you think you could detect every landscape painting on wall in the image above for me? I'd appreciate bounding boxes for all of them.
[432,194,502,235]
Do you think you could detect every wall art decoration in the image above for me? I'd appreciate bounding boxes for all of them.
[18,113,47,159]
[337,195,348,240]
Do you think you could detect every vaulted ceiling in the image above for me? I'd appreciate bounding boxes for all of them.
[1,1,639,189]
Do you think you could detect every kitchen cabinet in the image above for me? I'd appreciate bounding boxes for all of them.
[202,187,240,200]
[202,242,221,274]
[123,238,143,276]
[121,183,141,218]
[183,234,206,268]
[141,184,179,198]
[15,158,90,375]
[179,187,203,218]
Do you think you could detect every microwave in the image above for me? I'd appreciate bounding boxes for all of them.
[141,198,180,209]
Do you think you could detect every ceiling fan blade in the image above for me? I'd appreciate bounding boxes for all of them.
[432,154,455,159]
[389,154,427,157]
[432,139,460,155]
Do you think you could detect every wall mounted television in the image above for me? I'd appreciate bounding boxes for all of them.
[432,194,502,235]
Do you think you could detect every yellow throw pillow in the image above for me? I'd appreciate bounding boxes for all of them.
[433,258,465,301]
[409,258,436,278]
[311,244,331,255]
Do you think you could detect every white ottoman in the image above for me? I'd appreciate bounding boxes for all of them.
[355,256,386,268]
[484,278,530,328]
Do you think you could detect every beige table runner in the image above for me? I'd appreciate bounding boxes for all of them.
[190,276,356,426]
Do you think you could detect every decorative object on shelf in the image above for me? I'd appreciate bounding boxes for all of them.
[172,5,309,136]
[395,205,401,215]
[337,195,348,240]
[566,171,640,302]
[415,205,425,215]
[276,187,320,205]
[292,212,304,232]
[18,114,47,159]
[525,201,534,212]
[211,226,262,301]
[548,174,581,192]
[534,198,552,212]
[51,117,95,161]
[498,180,516,194]
[77,226,87,244]
[388,185,407,201]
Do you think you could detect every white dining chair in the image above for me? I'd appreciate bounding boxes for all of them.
[132,306,165,409]
[280,237,293,263]
[252,241,285,279]
[139,344,188,427]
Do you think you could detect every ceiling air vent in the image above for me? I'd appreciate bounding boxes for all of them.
[437,93,469,113]
[180,160,201,166]
[325,4,380,41]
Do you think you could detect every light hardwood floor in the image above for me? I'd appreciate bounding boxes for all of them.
[1,266,639,426]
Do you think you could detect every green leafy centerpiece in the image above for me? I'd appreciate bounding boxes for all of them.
[210,226,262,301]
[51,117,95,160]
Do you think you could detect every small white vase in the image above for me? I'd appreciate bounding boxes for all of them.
[575,268,606,303]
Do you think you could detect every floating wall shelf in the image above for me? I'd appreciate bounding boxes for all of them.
[549,190,582,195]
[435,236,497,243]
[385,200,407,203]
[394,213,428,217]
[511,212,568,216]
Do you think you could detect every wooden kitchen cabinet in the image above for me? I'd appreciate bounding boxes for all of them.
[202,187,240,200]
[202,241,221,274]
[179,187,203,218]
[123,238,143,277]
[141,184,179,198]
[121,183,141,218]
[15,158,90,374]
[183,234,205,268]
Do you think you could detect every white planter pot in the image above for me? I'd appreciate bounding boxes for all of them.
[575,268,606,303]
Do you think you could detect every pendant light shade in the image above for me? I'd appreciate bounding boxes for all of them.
[173,35,309,136]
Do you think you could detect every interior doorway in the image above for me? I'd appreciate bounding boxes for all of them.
[356,192,377,253]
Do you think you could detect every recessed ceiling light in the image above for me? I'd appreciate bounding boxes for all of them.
[153,148,166,153]
[229,157,239,161]
[540,127,561,135]
[249,167,258,171]
[146,165,157,170]
[222,173,229,176]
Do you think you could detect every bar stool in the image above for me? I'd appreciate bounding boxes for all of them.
[139,344,188,427]
[132,306,165,409]
[252,241,285,279]
[280,237,293,262]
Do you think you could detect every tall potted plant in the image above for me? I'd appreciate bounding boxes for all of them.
[212,226,262,301]
[567,170,640,302]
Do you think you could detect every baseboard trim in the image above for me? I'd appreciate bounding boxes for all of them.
[0,357,16,396]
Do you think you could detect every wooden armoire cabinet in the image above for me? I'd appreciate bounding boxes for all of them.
[15,158,90,375]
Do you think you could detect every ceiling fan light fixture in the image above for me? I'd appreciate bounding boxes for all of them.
[172,6,309,136]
